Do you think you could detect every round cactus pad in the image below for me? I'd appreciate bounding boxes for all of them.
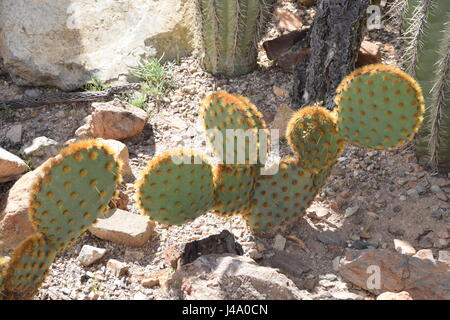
[3,234,57,299]
[201,91,266,165]
[287,105,345,172]
[335,64,425,149]
[212,164,256,216]
[246,159,317,235]
[28,140,121,249]
[136,149,216,225]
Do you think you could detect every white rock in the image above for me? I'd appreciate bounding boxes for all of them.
[132,292,149,300]
[394,239,416,256]
[438,251,450,264]
[89,209,155,247]
[0,0,193,90]
[273,234,286,251]
[332,256,341,272]
[6,124,23,144]
[23,136,59,168]
[77,245,106,266]
[413,249,434,261]
[106,259,129,277]
[344,206,359,218]
[331,292,363,300]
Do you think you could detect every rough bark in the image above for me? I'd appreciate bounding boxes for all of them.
[293,0,371,110]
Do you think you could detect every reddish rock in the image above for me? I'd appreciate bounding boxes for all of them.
[89,209,155,247]
[298,0,316,7]
[0,147,29,183]
[263,29,311,72]
[339,249,450,300]
[275,8,303,32]
[109,189,129,210]
[165,254,307,300]
[356,41,382,67]
[0,160,52,252]
[270,105,295,138]
[76,99,148,140]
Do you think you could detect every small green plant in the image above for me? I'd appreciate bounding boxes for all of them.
[132,57,174,99]
[127,91,148,110]
[82,77,107,92]
[0,103,14,121]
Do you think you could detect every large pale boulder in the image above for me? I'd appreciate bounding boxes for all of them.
[0,0,193,90]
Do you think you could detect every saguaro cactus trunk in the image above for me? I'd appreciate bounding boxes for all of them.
[402,0,450,171]
[293,0,371,110]
[194,0,275,78]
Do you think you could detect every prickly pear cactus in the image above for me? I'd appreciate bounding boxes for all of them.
[287,105,345,172]
[1,234,57,300]
[0,139,121,300]
[136,149,217,225]
[201,91,267,165]
[335,64,425,149]
[245,159,318,235]
[0,256,9,295]
[213,164,256,216]
[194,0,275,77]
[29,140,122,249]
[401,0,450,170]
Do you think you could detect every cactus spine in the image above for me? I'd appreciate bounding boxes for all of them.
[0,139,121,300]
[194,0,275,77]
[401,0,450,170]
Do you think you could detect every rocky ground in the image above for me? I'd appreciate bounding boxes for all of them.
[0,0,449,300]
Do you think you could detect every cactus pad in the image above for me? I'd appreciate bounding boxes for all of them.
[28,140,121,249]
[201,92,267,165]
[287,105,345,171]
[245,158,317,235]
[2,234,57,299]
[213,164,256,216]
[335,64,425,149]
[136,149,216,225]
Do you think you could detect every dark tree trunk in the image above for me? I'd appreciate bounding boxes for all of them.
[293,0,371,110]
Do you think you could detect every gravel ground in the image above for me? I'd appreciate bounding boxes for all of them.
[0,0,449,300]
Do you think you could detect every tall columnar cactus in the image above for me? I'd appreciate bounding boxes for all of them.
[0,139,121,300]
[401,0,450,170]
[193,0,275,77]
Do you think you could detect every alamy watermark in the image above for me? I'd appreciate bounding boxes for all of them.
[367,1,387,30]
[171,128,281,175]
